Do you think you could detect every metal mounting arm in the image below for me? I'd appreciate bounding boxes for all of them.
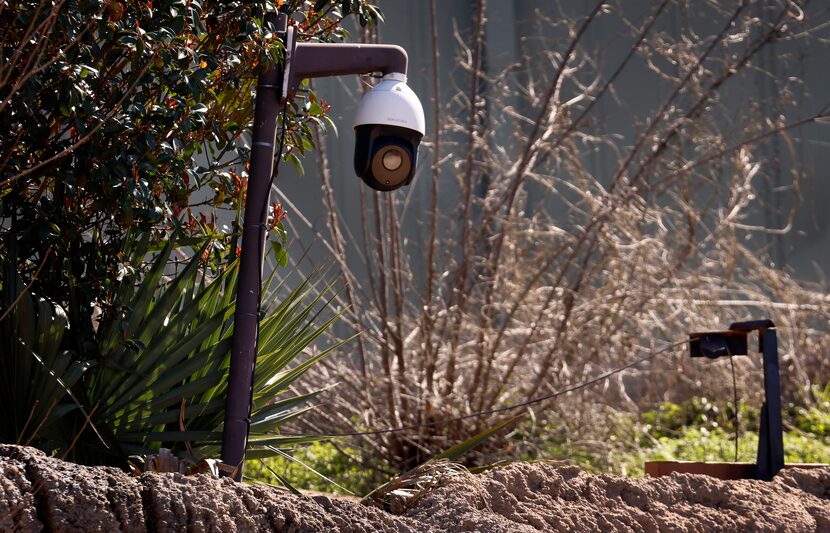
[689,319,784,481]
[282,26,409,101]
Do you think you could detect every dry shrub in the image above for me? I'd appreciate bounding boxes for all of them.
[286,0,830,474]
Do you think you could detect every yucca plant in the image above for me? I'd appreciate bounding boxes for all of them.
[2,233,351,473]
[0,265,95,451]
[86,234,352,464]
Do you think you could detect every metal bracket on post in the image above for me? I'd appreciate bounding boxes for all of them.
[281,29,408,102]
[689,319,784,480]
[280,24,297,104]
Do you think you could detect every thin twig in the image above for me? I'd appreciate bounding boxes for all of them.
[0,247,53,324]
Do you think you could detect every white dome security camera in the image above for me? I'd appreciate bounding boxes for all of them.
[353,73,425,191]
[283,34,425,191]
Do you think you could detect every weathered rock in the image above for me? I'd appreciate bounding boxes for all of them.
[0,445,417,532]
[0,447,43,531]
[1,444,828,532]
[29,453,144,532]
[138,470,413,532]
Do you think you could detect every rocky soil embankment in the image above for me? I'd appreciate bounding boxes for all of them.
[1,445,828,532]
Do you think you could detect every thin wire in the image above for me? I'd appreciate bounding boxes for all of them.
[281,338,689,438]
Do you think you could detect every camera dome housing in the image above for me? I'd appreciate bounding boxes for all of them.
[354,74,425,191]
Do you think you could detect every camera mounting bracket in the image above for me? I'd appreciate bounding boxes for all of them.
[689,319,784,480]
[281,25,409,103]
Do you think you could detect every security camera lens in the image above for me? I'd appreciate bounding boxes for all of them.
[370,144,412,189]
[382,149,403,171]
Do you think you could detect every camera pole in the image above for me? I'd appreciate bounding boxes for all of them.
[221,16,411,481]
[220,11,288,481]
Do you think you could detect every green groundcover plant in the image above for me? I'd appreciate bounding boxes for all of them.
[517,394,830,477]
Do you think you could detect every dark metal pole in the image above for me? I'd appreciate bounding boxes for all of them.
[692,320,786,480]
[221,12,287,481]
[756,327,784,481]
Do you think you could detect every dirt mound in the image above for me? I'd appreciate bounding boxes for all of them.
[1,445,828,532]
[0,445,413,532]
[402,462,830,532]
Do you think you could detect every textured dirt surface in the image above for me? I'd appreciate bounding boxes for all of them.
[403,463,830,532]
[1,445,828,532]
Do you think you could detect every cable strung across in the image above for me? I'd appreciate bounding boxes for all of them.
[279,338,690,438]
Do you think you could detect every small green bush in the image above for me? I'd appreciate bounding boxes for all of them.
[246,441,377,496]
[524,394,830,477]
[792,384,830,438]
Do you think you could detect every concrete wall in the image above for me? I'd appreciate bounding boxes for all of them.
[274,0,829,284]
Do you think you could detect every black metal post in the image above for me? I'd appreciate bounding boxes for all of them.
[690,319,786,480]
[756,326,784,481]
[221,12,287,481]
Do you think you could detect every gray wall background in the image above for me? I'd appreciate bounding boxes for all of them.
[273,0,829,285]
